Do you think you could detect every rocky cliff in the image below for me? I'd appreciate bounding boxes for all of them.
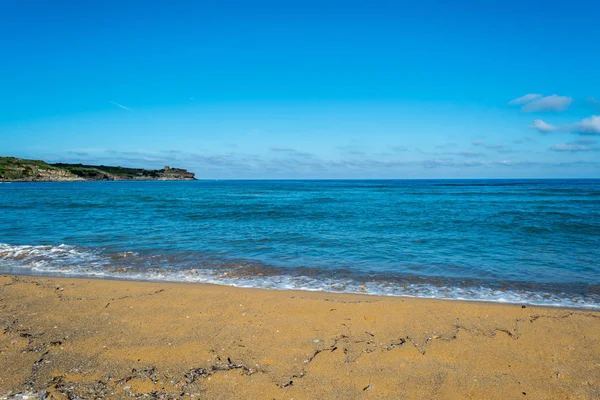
[0,157,196,182]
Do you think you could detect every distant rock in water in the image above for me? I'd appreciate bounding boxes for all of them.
[0,157,196,181]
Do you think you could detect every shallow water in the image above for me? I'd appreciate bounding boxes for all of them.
[1,179,599,308]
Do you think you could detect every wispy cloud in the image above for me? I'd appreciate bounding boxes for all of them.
[509,94,542,105]
[576,138,597,144]
[530,119,560,133]
[141,157,168,162]
[269,147,314,158]
[494,160,539,167]
[337,145,367,155]
[423,159,483,168]
[451,150,485,158]
[550,138,597,152]
[433,142,457,149]
[270,146,296,152]
[110,101,135,112]
[510,94,573,112]
[513,137,538,145]
[389,145,410,152]
[38,147,600,179]
[550,142,598,152]
[472,140,505,150]
[94,149,180,167]
[161,149,183,154]
[187,153,247,167]
[337,145,366,156]
[67,150,90,156]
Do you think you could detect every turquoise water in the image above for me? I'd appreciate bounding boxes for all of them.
[1,180,599,308]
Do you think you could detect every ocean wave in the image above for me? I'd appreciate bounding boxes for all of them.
[1,243,599,310]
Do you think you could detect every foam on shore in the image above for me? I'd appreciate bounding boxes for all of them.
[1,243,598,309]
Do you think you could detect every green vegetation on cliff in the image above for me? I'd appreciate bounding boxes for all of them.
[0,157,196,181]
[0,157,71,181]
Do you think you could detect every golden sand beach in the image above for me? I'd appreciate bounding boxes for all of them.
[1,275,599,399]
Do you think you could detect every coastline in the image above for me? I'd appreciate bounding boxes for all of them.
[1,275,599,399]
[0,270,597,312]
[0,179,197,183]
[0,157,196,182]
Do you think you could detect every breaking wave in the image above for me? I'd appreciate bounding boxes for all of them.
[1,243,598,310]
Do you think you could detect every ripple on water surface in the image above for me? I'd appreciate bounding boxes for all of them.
[0,180,599,308]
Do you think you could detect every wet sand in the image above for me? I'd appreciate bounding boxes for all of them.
[1,275,599,399]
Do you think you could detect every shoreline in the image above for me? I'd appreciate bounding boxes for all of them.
[1,271,598,312]
[1,270,597,312]
[1,274,599,398]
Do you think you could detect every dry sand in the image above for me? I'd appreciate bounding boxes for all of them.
[1,274,599,399]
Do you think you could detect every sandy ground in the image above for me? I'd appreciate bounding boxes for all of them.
[0,275,599,399]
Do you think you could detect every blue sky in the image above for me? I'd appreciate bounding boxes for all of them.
[1,0,599,178]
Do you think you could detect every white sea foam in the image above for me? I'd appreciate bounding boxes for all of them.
[1,243,598,309]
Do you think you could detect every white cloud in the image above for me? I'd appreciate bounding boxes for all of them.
[510,94,573,112]
[550,143,597,152]
[508,94,542,105]
[574,115,600,135]
[530,119,560,133]
[531,115,600,135]
[110,101,134,112]
[521,95,573,112]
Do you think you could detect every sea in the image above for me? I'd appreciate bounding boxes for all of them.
[1,179,599,309]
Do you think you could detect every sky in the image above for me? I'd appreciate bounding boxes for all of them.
[1,0,599,179]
